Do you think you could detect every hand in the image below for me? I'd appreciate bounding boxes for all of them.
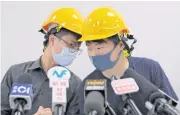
[34,106,52,115]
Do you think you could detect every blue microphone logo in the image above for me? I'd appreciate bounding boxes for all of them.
[11,84,33,96]
[52,70,67,78]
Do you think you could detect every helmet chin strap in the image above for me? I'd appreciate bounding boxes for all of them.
[118,33,137,57]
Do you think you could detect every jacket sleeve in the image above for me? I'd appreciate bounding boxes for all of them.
[1,66,14,115]
[151,61,179,101]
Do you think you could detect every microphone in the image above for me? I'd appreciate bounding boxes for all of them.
[84,79,116,115]
[52,87,67,115]
[47,66,71,88]
[9,73,33,115]
[84,91,105,115]
[121,68,180,115]
[158,89,178,107]
[111,76,142,115]
[119,68,160,114]
[146,92,180,115]
[47,66,71,115]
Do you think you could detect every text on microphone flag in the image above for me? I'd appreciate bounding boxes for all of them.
[111,78,139,95]
[52,87,67,103]
[51,80,69,88]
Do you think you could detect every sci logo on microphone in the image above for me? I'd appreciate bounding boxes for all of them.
[10,84,33,95]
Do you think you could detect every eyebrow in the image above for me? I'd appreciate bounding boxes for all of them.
[86,42,104,47]
[60,38,77,45]
[70,38,77,43]
[70,40,77,44]
[95,42,102,45]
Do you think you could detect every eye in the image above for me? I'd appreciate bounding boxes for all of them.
[97,47,103,50]
[69,43,78,48]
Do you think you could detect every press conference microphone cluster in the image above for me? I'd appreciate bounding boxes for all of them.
[84,79,116,115]
[145,91,180,115]
[121,68,180,115]
[47,66,71,115]
[9,73,33,115]
[111,76,142,115]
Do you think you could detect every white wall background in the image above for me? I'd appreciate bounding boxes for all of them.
[0,1,2,81]
[1,1,180,103]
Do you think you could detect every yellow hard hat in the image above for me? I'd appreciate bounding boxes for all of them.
[79,7,129,41]
[42,8,84,35]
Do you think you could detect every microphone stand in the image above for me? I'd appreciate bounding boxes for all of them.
[146,98,180,115]
[88,110,97,115]
[54,104,64,115]
[105,102,116,115]
[111,76,142,115]
[13,99,25,115]
[14,111,23,115]
[122,94,143,115]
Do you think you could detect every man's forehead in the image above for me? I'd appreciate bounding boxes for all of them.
[86,39,110,45]
[61,34,78,42]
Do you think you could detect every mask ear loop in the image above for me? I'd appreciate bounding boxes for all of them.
[51,36,61,56]
[54,36,65,50]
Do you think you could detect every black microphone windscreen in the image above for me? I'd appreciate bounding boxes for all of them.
[122,68,159,97]
[84,91,105,115]
[121,68,160,114]
[149,92,164,103]
[15,73,32,84]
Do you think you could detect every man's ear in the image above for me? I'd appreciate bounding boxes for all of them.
[48,34,55,47]
[118,41,125,50]
[110,41,124,61]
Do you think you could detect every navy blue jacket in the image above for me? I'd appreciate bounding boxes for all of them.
[78,57,178,115]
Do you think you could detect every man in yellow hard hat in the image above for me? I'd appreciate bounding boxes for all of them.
[1,8,83,115]
[77,7,178,115]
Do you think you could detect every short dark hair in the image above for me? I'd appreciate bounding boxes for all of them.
[43,27,82,51]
